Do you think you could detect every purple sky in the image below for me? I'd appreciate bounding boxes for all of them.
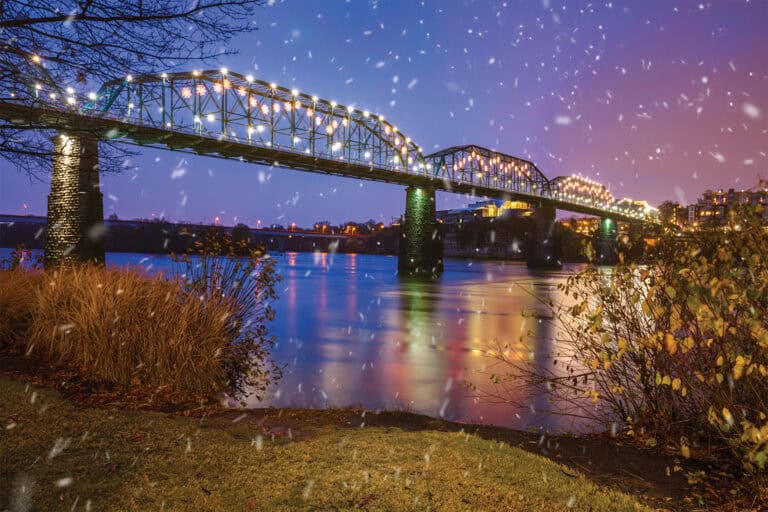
[1,0,766,227]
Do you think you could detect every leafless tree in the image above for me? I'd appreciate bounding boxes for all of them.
[0,0,264,177]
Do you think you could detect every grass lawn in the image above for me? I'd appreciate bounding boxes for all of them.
[0,378,651,511]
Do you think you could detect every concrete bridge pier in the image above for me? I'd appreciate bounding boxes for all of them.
[397,186,443,276]
[593,217,619,265]
[45,131,105,267]
[527,204,562,269]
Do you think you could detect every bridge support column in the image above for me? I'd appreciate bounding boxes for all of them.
[527,205,562,269]
[593,217,619,265]
[45,132,105,267]
[398,186,443,276]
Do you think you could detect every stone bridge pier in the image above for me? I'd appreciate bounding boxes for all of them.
[527,204,562,269]
[397,186,443,276]
[45,131,105,267]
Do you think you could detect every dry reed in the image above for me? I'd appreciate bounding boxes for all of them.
[2,265,242,397]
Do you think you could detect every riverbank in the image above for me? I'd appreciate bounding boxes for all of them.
[1,345,759,511]
[0,342,718,512]
[0,375,673,512]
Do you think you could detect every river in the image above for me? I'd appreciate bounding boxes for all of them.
[3,249,588,433]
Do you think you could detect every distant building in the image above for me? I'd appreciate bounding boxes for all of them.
[437,199,531,225]
[688,185,768,227]
[658,201,688,228]
[560,217,601,236]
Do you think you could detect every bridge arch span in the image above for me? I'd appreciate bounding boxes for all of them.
[87,69,427,175]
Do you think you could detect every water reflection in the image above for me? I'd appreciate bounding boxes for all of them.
[252,252,586,432]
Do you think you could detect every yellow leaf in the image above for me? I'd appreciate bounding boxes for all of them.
[672,378,681,391]
[733,355,746,381]
[681,386,687,397]
[716,373,724,384]
[665,333,678,355]
[681,444,691,459]
[716,355,724,366]
[722,408,733,424]
[617,337,627,350]
[662,375,671,386]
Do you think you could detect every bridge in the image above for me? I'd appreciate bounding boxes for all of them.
[1,68,659,273]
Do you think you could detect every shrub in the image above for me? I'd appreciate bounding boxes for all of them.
[480,206,768,472]
[25,265,236,396]
[171,228,281,400]
[0,269,43,348]
[0,234,280,402]
[0,247,43,347]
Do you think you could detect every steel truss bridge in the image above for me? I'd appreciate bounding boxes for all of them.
[1,69,659,224]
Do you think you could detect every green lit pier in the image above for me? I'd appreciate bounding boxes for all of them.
[398,186,443,276]
[594,217,619,265]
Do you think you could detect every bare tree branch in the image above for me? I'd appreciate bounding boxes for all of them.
[1,0,264,176]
